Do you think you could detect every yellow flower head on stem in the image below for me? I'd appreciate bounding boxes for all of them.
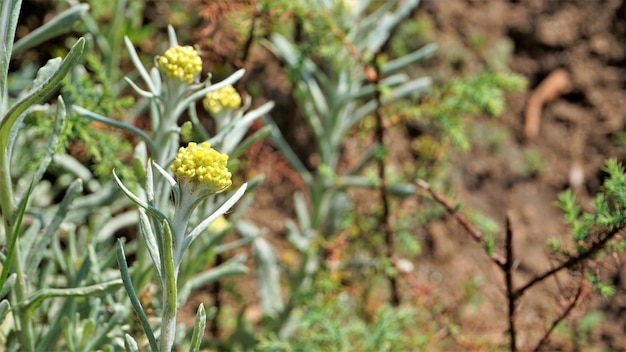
[157,45,202,83]
[203,85,242,115]
[171,142,232,193]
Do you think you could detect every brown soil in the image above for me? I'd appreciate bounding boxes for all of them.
[410,0,626,350]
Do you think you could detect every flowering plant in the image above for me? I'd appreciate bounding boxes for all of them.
[71,25,273,350]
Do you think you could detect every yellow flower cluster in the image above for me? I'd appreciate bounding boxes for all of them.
[203,85,242,114]
[171,142,232,193]
[157,46,202,83]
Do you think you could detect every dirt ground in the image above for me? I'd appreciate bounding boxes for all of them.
[235,0,626,350]
[411,0,626,350]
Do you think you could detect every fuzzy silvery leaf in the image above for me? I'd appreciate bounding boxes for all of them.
[388,183,417,198]
[11,4,89,56]
[151,159,179,194]
[0,0,22,110]
[20,279,123,314]
[73,106,156,153]
[138,210,162,278]
[262,114,313,185]
[235,220,263,239]
[171,69,245,122]
[27,96,67,191]
[0,299,9,326]
[383,77,431,101]
[252,237,284,318]
[116,241,159,352]
[268,34,300,67]
[178,254,248,304]
[365,0,419,55]
[112,169,171,228]
[211,101,274,155]
[293,192,310,230]
[124,36,157,94]
[124,77,154,98]
[285,220,309,252]
[27,178,83,280]
[189,304,206,352]
[167,25,178,47]
[1,37,84,149]
[124,334,139,352]
[182,183,248,255]
[381,43,437,75]
[0,274,15,298]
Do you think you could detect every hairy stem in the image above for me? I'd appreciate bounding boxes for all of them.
[0,149,34,351]
[160,221,178,352]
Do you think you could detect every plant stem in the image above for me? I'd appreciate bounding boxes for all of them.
[11,245,35,351]
[160,220,178,352]
[0,152,14,235]
[0,148,34,351]
[504,217,516,352]
[160,184,196,351]
[160,286,177,352]
[371,57,400,306]
[513,226,620,300]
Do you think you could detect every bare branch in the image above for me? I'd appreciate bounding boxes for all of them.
[532,275,587,351]
[416,179,507,267]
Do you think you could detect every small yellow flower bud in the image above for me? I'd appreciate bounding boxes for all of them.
[157,45,202,83]
[171,142,232,193]
[208,216,229,233]
[203,85,242,115]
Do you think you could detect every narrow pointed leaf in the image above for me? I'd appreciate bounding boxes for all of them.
[0,0,22,110]
[0,273,15,298]
[113,169,171,227]
[0,299,9,324]
[189,304,206,352]
[138,210,162,277]
[124,36,156,93]
[27,178,83,279]
[11,4,89,56]
[0,177,32,292]
[20,96,67,207]
[182,183,247,254]
[252,237,284,317]
[74,105,155,152]
[21,279,123,314]
[1,37,84,148]
[116,240,158,352]
[124,334,139,352]
[172,69,245,120]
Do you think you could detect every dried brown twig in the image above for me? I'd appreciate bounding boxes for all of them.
[513,226,622,300]
[416,178,622,351]
[532,275,588,352]
[416,179,506,266]
[371,58,401,306]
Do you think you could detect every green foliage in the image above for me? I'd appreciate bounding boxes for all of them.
[258,279,427,352]
[556,190,588,241]
[396,229,422,257]
[547,237,562,252]
[416,72,526,151]
[586,273,616,297]
[521,146,545,177]
[557,159,626,247]
[25,52,135,180]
